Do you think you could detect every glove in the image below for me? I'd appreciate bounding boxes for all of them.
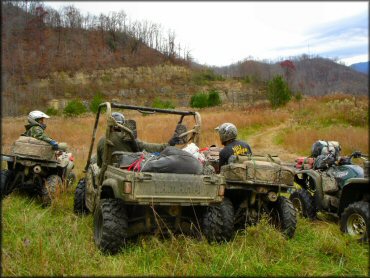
[352,151,362,159]
[50,140,59,150]
[168,135,180,146]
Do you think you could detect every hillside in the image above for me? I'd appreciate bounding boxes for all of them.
[1,1,368,117]
[213,57,368,96]
[350,62,369,75]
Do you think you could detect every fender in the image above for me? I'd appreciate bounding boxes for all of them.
[100,178,121,199]
[294,169,324,210]
[338,178,370,215]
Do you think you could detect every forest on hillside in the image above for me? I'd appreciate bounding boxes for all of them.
[213,56,368,96]
[1,1,368,117]
[2,0,190,83]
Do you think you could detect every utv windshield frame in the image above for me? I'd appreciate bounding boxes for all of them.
[84,102,201,178]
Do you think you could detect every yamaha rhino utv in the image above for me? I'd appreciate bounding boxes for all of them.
[291,151,369,241]
[1,137,75,205]
[73,102,233,254]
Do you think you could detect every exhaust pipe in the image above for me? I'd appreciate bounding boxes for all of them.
[33,165,42,174]
[267,191,278,202]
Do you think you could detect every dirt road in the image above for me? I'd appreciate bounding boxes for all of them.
[247,121,299,163]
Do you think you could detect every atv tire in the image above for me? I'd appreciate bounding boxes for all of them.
[42,175,62,206]
[340,201,369,242]
[73,179,90,215]
[94,199,128,254]
[270,196,297,239]
[289,189,317,220]
[1,170,14,198]
[202,197,234,243]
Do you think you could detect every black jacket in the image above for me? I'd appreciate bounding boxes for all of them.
[219,139,252,167]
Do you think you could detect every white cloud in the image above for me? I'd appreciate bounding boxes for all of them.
[44,1,369,66]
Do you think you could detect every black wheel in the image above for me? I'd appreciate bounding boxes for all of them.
[1,170,14,198]
[289,189,317,219]
[202,197,234,243]
[340,201,369,242]
[73,179,90,215]
[66,171,77,188]
[269,196,297,239]
[94,199,128,254]
[42,175,62,206]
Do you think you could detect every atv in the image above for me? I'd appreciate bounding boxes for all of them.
[202,151,297,238]
[1,136,75,205]
[73,102,234,254]
[290,151,369,241]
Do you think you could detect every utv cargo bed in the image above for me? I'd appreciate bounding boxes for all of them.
[102,165,225,205]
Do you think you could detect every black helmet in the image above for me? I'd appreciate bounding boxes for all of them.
[112,112,125,125]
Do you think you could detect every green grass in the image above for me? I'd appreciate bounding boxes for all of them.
[2,190,368,276]
[239,124,264,139]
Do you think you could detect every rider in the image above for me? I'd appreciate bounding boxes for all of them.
[23,110,59,150]
[96,112,180,167]
[215,122,252,167]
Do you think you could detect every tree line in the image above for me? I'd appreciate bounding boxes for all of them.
[2,0,191,83]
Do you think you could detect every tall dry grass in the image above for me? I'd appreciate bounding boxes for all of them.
[1,106,290,175]
[278,126,368,156]
[2,95,367,175]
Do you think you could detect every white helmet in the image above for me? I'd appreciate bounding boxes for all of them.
[28,110,50,121]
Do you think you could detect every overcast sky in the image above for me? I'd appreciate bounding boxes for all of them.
[44,1,369,67]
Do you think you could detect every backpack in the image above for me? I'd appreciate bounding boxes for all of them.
[311,140,341,159]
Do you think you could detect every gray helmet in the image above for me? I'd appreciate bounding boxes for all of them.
[215,123,237,143]
[112,112,125,125]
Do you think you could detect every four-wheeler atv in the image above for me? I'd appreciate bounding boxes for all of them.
[290,151,369,241]
[1,136,75,205]
[203,151,297,238]
[73,102,234,254]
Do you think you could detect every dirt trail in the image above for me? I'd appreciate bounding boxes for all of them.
[247,121,299,163]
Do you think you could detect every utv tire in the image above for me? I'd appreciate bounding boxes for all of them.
[289,189,317,220]
[270,196,297,239]
[42,175,62,206]
[202,197,234,243]
[340,201,369,242]
[1,170,14,198]
[94,199,128,254]
[73,179,90,215]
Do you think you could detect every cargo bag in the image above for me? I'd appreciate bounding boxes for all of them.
[320,172,338,194]
[12,136,55,161]
[117,152,151,169]
[235,154,282,165]
[221,163,246,181]
[295,157,315,170]
[311,140,341,159]
[221,157,294,185]
[141,147,203,174]
[313,154,336,170]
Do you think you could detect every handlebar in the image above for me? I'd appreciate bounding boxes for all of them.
[349,151,368,160]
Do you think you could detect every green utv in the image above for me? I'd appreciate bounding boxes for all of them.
[73,102,233,254]
[291,151,369,241]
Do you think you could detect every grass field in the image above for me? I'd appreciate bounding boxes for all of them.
[1,94,369,276]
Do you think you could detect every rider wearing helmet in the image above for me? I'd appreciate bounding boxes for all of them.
[215,122,252,167]
[23,110,59,150]
[96,112,180,167]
